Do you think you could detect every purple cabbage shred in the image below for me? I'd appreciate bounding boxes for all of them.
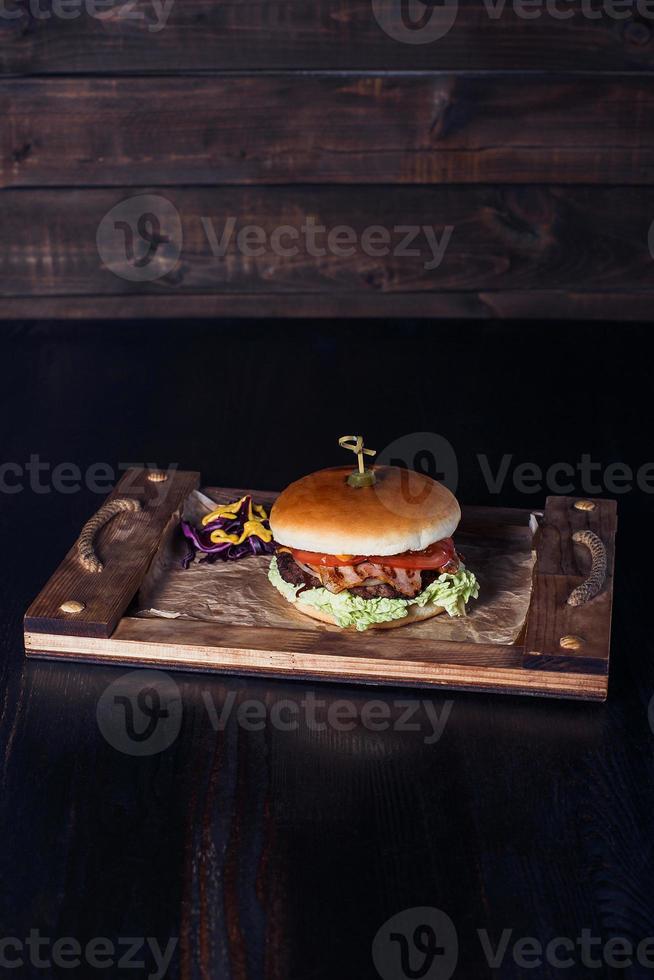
[180,495,275,568]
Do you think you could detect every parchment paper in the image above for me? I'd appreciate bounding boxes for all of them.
[136,489,537,645]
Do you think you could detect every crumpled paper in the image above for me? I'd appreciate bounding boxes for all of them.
[136,488,537,645]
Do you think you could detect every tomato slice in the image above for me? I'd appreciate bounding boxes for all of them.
[367,538,456,569]
[287,538,455,570]
[289,548,366,567]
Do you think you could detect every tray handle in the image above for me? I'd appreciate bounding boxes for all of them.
[77,497,142,573]
[566,530,607,606]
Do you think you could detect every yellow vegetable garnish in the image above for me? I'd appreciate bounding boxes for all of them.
[201,495,271,546]
[208,520,273,546]
[202,496,268,526]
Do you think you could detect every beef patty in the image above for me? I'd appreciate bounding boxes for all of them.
[276,550,315,589]
[275,550,441,600]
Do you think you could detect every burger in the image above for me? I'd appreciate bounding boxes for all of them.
[267,465,478,631]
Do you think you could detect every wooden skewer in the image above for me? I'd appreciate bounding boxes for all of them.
[338,435,376,485]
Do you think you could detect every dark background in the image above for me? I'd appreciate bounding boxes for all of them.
[1,319,653,979]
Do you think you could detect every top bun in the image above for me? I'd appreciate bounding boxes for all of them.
[269,466,460,557]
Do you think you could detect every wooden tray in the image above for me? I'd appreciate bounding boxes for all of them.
[24,469,617,701]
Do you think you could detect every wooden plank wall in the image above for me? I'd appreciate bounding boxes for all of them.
[1,0,653,319]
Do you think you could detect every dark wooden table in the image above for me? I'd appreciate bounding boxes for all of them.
[1,320,653,979]
[3,1,654,321]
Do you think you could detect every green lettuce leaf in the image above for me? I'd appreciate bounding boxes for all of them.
[268,557,479,632]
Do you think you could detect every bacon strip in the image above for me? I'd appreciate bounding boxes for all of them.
[310,561,424,597]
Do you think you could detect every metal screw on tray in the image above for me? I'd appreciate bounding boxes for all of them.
[60,600,86,614]
[339,435,377,487]
[559,634,584,651]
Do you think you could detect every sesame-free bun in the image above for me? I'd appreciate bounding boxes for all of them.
[269,465,460,556]
[291,597,447,631]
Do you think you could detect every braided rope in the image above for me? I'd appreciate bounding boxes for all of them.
[77,498,142,573]
[567,530,607,606]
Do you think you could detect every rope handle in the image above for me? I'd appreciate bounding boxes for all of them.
[566,530,607,606]
[77,498,142,573]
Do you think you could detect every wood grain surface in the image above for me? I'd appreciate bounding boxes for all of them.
[25,617,609,699]
[2,290,654,321]
[2,0,654,73]
[24,468,200,638]
[2,3,653,323]
[524,496,617,668]
[2,186,653,305]
[4,75,654,186]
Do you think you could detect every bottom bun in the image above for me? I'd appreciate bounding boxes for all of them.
[293,599,447,631]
